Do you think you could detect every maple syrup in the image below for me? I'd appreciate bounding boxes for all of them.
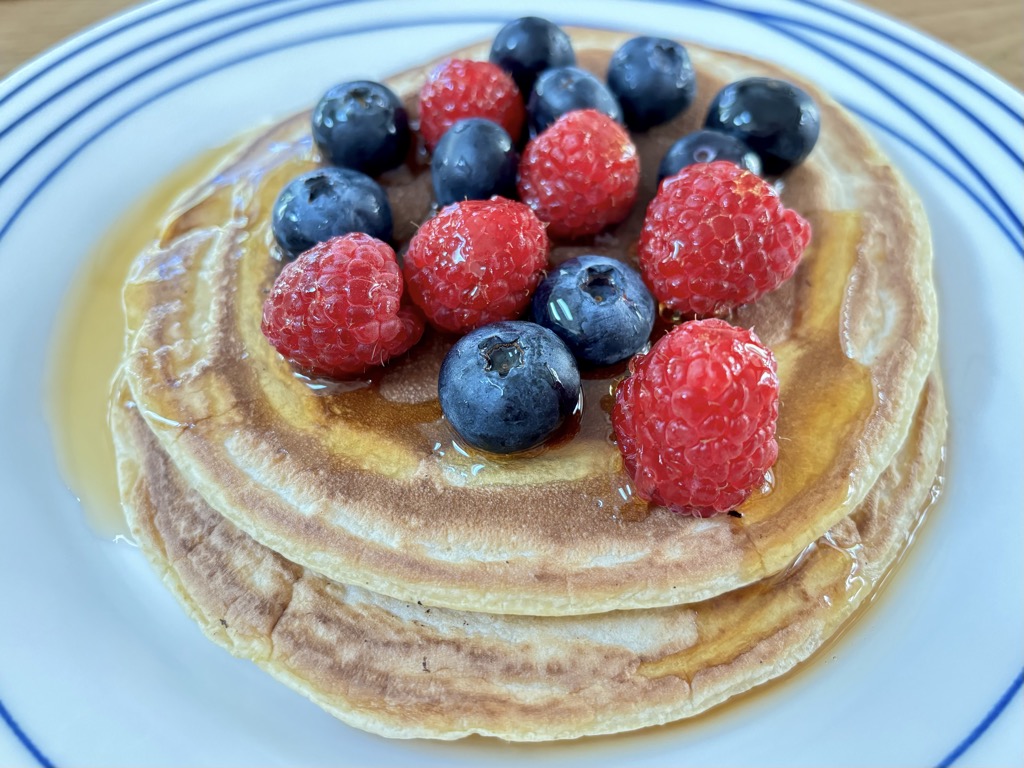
[45,144,238,538]
[36,39,947,751]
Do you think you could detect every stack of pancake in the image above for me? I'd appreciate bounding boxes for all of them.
[112,30,944,740]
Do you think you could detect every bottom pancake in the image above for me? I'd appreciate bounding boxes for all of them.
[112,376,945,741]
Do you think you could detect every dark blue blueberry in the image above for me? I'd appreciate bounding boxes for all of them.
[311,80,410,176]
[489,16,576,96]
[431,119,518,207]
[704,77,820,175]
[658,129,762,182]
[438,321,581,454]
[531,256,655,367]
[271,167,393,259]
[606,36,696,131]
[527,66,622,137]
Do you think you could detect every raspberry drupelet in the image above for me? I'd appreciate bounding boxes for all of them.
[639,160,811,316]
[612,318,780,516]
[517,109,640,240]
[402,198,549,335]
[418,59,525,150]
[261,234,424,379]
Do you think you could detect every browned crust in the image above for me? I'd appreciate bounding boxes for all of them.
[113,373,946,740]
[122,30,938,614]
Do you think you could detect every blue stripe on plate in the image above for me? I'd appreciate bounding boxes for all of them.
[937,670,1024,768]
[0,0,365,193]
[850,108,1021,252]
[728,5,1024,244]
[0,0,348,144]
[0,0,1018,253]
[0,0,201,110]
[751,7,1023,169]
[0,697,54,768]
[0,7,1020,768]
[4,0,1019,133]
[792,0,1024,123]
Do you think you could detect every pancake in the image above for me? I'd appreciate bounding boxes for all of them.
[121,29,938,615]
[112,374,945,741]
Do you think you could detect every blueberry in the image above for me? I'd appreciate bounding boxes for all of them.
[531,256,655,367]
[438,321,581,454]
[658,129,762,182]
[606,36,696,131]
[431,119,518,207]
[527,66,622,137]
[489,16,576,96]
[271,167,393,259]
[704,77,820,175]
[311,80,410,176]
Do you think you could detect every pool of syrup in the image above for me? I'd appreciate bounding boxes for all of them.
[42,43,946,747]
[45,144,240,539]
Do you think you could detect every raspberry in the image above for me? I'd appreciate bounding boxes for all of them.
[261,234,424,378]
[612,318,779,516]
[518,109,640,240]
[418,59,525,150]
[403,198,549,334]
[638,160,811,316]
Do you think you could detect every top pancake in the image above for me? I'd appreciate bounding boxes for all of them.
[121,29,938,615]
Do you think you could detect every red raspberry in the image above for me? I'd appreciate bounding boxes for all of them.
[612,318,779,516]
[638,161,811,316]
[403,198,549,334]
[261,234,424,378]
[518,109,640,240]
[418,59,525,150]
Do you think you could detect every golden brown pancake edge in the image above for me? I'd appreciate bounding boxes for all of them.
[120,30,939,615]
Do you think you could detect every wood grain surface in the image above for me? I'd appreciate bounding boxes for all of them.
[1,0,1022,88]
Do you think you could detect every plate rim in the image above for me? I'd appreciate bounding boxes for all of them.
[0,0,1021,765]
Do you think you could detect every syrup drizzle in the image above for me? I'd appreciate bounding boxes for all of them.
[46,143,242,540]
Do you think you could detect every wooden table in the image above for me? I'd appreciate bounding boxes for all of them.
[2,0,1022,89]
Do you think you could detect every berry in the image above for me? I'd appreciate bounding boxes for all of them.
[658,129,762,182]
[489,16,576,96]
[527,66,622,137]
[705,77,820,175]
[518,109,639,240]
[261,234,424,378]
[612,318,779,515]
[531,255,655,367]
[431,118,518,207]
[402,198,549,334]
[271,168,393,259]
[638,161,811,315]
[439,321,581,454]
[312,81,410,175]
[418,59,525,150]
[606,36,696,131]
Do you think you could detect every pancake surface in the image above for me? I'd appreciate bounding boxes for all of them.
[121,30,938,614]
[113,375,945,740]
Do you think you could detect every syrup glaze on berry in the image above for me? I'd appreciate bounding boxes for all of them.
[140,42,885,531]
[255,46,863,519]
[431,118,518,206]
[438,321,582,454]
[658,129,761,181]
[312,80,411,176]
[526,66,623,137]
[272,167,393,258]
[606,36,696,131]
[489,16,576,95]
[531,255,655,367]
[704,77,820,175]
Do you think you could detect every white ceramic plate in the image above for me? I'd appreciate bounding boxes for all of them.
[0,1,1021,765]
